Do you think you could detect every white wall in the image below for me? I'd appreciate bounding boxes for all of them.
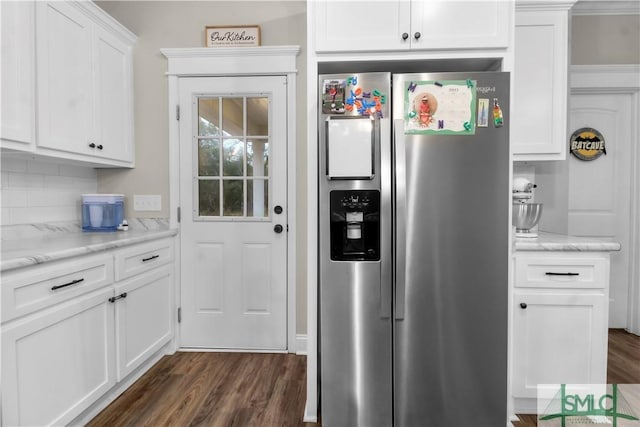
[0,157,97,225]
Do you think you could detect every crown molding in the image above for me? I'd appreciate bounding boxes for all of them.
[160,46,301,76]
[571,0,640,16]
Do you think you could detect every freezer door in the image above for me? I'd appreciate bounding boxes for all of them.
[392,72,510,427]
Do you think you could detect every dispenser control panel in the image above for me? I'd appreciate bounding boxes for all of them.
[338,194,372,210]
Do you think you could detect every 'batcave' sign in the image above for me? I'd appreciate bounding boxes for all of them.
[569,127,607,161]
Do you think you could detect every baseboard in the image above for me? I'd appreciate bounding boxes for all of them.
[303,400,318,423]
[296,334,308,355]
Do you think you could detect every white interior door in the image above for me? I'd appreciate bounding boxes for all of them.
[568,92,633,328]
[179,76,288,350]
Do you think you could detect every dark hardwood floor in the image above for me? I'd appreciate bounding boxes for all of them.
[89,329,639,427]
[87,352,314,427]
[512,328,640,427]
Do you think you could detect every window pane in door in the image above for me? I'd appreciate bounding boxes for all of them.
[222,98,243,136]
[247,97,269,136]
[198,179,220,216]
[198,98,220,136]
[198,139,220,176]
[223,180,244,216]
[247,179,269,218]
[223,139,244,176]
[247,139,269,177]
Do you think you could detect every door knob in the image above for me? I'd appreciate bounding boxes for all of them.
[274,224,284,233]
[274,205,283,214]
[402,32,409,40]
[414,32,421,40]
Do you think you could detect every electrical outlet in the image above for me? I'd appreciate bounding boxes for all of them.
[133,195,161,211]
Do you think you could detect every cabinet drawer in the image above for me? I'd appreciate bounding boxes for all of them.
[115,239,173,281]
[1,254,114,322]
[514,255,608,289]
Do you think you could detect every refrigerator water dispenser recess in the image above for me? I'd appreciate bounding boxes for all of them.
[330,190,380,261]
[326,117,375,179]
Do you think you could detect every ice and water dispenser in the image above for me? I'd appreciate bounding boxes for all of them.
[330,190,380,261]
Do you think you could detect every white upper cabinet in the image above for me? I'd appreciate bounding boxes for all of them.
[36,2,94,156]
[512,2,575,160]
[36,1,136,166]
[93,24,134,162]
[314,0,510,52]
[0,1,36,149]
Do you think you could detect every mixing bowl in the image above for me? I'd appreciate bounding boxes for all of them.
[512,203,543,233]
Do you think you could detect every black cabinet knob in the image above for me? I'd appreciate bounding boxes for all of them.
[97,144,103,150]
[402,32,409,40]
[520,303,527,309]
[89,143,96,148]
[414,32,421,40]
[274,224,283,234]
[274,205,283,214]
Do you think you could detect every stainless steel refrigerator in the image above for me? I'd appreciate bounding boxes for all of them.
[318,71,509,426]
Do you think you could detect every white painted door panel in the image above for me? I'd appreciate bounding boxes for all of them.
[1,288,116,426]
[36,1,93,154]
[512,292,607,398]
[568,93,632,327]
[179,76,288,350]
[0,0,35,148]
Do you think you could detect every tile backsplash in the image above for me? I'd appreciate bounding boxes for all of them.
[1,157,97,225]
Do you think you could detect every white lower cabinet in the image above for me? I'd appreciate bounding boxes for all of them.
[1,237,175,426]
[512,252,610,413]
[2,288,116,426]
[115,265,173,380]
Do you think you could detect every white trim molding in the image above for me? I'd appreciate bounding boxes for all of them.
[295,334,308,355]
[161,46,301,352]
[571,64,640,335]
[571,0,640,16]
[161,46,300,76]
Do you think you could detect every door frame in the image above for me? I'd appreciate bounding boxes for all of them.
[571,64,640,335]
[161,46,301,351]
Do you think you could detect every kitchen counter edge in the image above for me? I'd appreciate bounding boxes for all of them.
[514,231,621,252]
[1,228,179,272]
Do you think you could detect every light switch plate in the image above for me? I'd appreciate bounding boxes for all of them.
[133,194,161,211]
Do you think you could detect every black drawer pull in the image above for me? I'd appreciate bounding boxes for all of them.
[142,254,160,262]
[545,272,579,276]
[51,278,84,291]
[109,292,128,303]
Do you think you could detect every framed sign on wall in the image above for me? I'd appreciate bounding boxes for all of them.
[205,26,261,47]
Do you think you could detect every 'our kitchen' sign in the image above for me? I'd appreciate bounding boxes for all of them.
[569,127,607,161]
[206,26,261,47]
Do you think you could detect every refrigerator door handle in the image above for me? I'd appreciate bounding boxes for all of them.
[379,118,391,319]
[393,119,407,320]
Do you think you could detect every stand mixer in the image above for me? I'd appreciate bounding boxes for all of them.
[512,177,543,238]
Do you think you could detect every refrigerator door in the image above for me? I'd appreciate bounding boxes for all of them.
[392,72,510,426]
[319,73,393,427]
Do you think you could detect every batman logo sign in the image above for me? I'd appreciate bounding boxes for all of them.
[569,127,607,161]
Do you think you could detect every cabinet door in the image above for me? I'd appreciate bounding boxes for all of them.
[410,0,510,49]
[114,265,173,380]
[512,292,607,399]
[314,0,411,52]
[36,1,94,155]
[1,288,116,426]
[93,25,134,162]
[1,0,35,148]
[512,10,568,160]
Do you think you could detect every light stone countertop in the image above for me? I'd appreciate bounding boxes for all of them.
[514,231,621,252]
[1,220,178,272]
